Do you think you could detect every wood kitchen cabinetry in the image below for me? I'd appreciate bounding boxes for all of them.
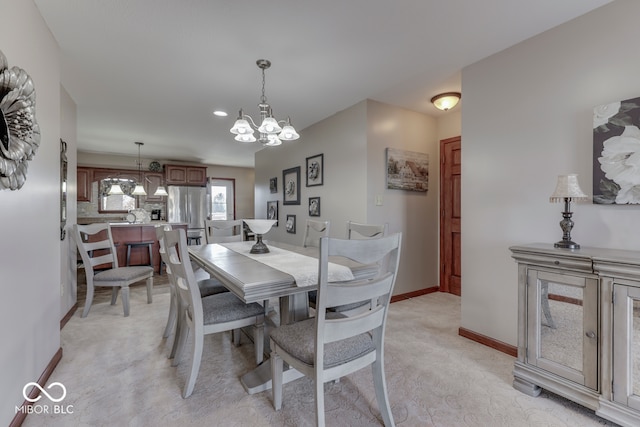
[164,164,207,186]
[511,243,640,427]
[143,172,165,202]
[77,167,92,202]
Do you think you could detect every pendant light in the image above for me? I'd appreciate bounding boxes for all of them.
[132,142,147,196]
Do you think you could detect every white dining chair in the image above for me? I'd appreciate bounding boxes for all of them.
[156,225,230,360]
[270,233,402,426]
[162,227,264,398]
[302,219,330,248]
[204,219,244,244]
[74,223,154,317]
[347,220,388,240]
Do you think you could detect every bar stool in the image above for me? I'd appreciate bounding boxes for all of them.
[125,241,154,271]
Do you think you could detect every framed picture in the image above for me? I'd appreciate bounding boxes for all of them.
[593,95,640,204]
[267,200,279,226]
[269,177,277,194]
[306,153,324,187]
[283,166,301,205]
[308,197,321,217]
[386,147,429,192]
[286,214,296,234]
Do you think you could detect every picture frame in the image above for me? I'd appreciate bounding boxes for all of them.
[308,197,321,217]
[282,166,301,205]
[267,200,279,226]
[269,177,277,194]
[386,147,429,192]
[286,214,296,234]
[306,153,324,187]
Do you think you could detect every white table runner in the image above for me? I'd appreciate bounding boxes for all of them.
[220,241,354,287]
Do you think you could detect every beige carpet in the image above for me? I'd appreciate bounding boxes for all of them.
[25,285,617,426]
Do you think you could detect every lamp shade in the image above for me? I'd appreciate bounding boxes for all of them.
[235,133,257,142]
[279,125,299,141]
[258,117,282,134]
[549,174,589,202]
[132,183,147,196]
[230,119,254,135]
[108,183,124,195]
[153,186,168,197]
[431,92,461,111]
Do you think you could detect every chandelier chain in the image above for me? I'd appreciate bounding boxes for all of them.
[261,67,267,104]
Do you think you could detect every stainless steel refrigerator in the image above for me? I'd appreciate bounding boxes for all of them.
[167,186,209,243]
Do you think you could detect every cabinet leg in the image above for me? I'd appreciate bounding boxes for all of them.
[513,377,542,397]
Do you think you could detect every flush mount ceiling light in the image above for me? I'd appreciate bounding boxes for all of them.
[431,92,461,111]
[230,59,299,147]
[132,141,147,196]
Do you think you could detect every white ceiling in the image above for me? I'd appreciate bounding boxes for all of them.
[34,0,611,168]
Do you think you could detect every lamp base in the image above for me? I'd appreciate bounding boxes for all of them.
[554,240,580,250]
[250,234,270,254]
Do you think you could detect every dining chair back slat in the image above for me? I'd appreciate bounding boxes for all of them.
[205,219,244,244]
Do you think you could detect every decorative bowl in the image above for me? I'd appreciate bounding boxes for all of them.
[243,219,277,235]
[243,219,277,253]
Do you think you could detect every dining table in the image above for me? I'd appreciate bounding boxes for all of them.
[188,240,379,394]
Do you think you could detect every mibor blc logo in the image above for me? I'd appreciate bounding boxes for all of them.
[15,382,74,415]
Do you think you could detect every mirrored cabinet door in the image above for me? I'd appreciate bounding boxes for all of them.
[613,283,640,410]
[526,269,598,390]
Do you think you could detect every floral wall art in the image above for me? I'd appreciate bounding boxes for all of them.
[0,49,40,190]
[593,96,640,204]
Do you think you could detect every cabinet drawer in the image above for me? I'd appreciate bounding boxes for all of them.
[512,251,593,273]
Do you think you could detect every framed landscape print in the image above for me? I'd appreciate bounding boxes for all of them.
[308,197,321,217]
[269,177,277,193]
[306,153,323,187]
[386,147,429,192]
[267,200,279,226]
[283,166,301,205]
[286,214,296,234]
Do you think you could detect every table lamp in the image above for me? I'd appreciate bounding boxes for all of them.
[549,174,589,249]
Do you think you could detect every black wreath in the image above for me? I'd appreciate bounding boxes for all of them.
[0,50,40,190]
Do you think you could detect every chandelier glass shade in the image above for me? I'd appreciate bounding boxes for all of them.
[230,59,299,146]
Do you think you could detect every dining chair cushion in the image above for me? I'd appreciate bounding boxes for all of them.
[201,293,265,325]
[269,313,375,368]
[198,278,228,297]
[94,266,154,282]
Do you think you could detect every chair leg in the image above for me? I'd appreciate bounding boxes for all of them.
[169,304,183,360]
[146,276,153,304]
[110,287,119,305]
[372,354,394,426]
[172,314,189,367]
[183,327,203,398]
[271,350,283,410]
[163,287,177,338]
[121,286,130,317]
[81,282,95,318]
[232,328,241,346]
[315,377,325,427]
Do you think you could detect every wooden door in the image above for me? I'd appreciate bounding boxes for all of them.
[440,136,461,295]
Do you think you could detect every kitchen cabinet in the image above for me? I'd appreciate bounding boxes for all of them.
[165,164,207,186]
[511,243,640,427]
[77,167,92,202]
[143,172,165,202]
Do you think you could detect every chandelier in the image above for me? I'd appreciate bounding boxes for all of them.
[230,59,299,146]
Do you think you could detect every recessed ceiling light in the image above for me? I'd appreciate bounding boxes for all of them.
[213,110,228,117]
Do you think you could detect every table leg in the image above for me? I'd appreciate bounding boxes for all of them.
[240,291,310,394]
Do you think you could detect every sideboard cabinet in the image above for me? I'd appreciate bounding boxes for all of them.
[511,243,640,427]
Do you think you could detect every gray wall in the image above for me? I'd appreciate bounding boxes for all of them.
[0,0,63,423]
[461,0,640,345]
[255,99,447,295]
